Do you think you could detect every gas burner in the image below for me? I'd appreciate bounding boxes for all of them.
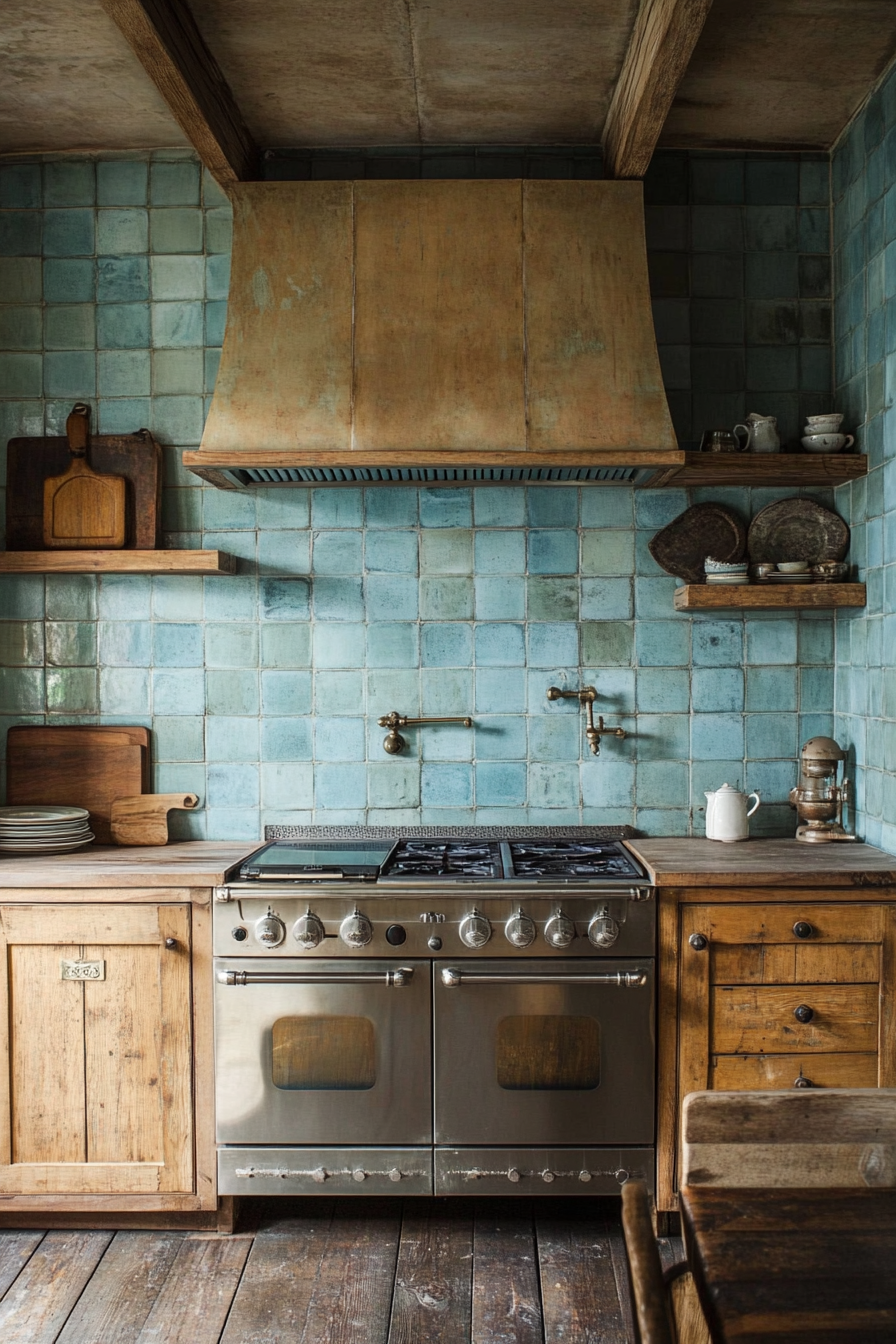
[508,841,643,881]
[382,839,503,881]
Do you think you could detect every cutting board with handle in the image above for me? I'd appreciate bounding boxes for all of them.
[7,725,151,845]
[42,403,127,549]
[6,421,161,550]
[111,793,200,846]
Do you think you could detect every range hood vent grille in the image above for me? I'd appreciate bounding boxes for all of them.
[227,464,646,486]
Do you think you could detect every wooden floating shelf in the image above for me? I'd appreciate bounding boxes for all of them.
[651,452,867,489]
[0,550,237,575]
[674,582,866,611]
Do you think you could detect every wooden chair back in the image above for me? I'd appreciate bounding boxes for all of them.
[621,1180,676,1344]
[682,1088,896,1189]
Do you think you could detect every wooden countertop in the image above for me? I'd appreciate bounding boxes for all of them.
[627,837,896,887]
[1,837,894,891]
[0,842,253,888]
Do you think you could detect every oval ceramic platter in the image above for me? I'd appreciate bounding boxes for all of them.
[648,503,746,583]
[747,498,849,564]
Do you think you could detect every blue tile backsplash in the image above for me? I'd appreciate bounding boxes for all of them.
[832,59,896,854]
[0,146,845,840]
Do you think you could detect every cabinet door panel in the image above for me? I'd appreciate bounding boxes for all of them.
[712,942,880,985]
[10,944,85,1165]
[0,903,193,1196]
[712,1052,878,1091]
[84,943,164,1165]
[711,984,878,1054]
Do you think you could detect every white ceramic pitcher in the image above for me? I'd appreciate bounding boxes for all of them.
[705,783,761,842]
[733,413,780,454]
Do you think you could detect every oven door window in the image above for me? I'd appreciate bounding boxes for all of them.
[271,1016,376,1090]
[495,1014,600,1091]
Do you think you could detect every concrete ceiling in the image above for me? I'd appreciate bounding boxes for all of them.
[1,0,895,157]
[663,0,896,150]
[0,1,189,152]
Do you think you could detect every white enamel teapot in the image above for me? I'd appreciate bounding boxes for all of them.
[704,783,761,842]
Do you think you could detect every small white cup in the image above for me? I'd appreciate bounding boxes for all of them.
[801,432,854,453]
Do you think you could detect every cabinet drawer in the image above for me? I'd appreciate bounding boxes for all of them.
[711,984,878,1055]
[712,943,880,986]
[712,1052,878,1091]
[694,904,884,945]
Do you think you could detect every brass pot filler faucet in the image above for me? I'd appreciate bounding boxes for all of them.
[546,686,626,756]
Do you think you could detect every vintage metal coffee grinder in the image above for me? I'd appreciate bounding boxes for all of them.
[789,736,855,843]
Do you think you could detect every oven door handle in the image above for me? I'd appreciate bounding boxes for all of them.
[216,967,414,987]
[439,967,649,988]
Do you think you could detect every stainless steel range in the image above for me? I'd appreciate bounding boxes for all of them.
[214,827,655,1198]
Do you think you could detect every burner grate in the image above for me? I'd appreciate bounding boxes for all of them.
[383,839,503,880]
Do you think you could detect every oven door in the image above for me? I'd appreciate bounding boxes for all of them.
[434,959,654,1146]
[215,959,432,1145]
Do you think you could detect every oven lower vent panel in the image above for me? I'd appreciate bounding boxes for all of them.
[218,1147,433,1196]
[435,1147,654,1196]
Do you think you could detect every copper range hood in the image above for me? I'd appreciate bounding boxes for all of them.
[183,179,680,489]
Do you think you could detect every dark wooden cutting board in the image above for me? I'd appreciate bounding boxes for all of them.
[7,726,151,845]
[6,427,162,550]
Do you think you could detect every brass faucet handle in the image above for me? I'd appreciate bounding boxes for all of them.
[378,711,473,754]
[546,686,596,703]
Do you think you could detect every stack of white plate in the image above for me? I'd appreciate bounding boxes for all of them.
[704,561,750,586]
[0,807,94,854]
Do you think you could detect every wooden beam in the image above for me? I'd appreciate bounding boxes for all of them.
[603,0,713,178]
[99,0,258,186]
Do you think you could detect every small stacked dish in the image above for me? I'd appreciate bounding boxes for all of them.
[801,413,854,454]
[704,558,750,586]
[0,806,94,854]
[767,561,813,584]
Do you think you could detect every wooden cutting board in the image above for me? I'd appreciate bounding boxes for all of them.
[7,726,151,845]
[111,793,200,846]
[43,404,127,548]
[6,423,162,551]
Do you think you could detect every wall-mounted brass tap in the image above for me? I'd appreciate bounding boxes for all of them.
[378,710,473,755]
[546,686,626,757]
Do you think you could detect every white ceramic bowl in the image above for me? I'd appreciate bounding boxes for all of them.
[806,413,843,429]
[801,432,852,453]
[777,561,809,573]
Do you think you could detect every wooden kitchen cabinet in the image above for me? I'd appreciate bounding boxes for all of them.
[658,894,896,1210]
[0,902,194,1202]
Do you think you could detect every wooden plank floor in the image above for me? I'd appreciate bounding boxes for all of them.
[0,1198,652,1344]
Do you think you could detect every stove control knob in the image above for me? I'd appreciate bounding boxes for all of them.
[505,909,536,948]
[588,912,619,948]
[254,912,286,948]
[293,911,325,949]
[544,912,576,948]
[459,910,492,949]
[340,910,373,948]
